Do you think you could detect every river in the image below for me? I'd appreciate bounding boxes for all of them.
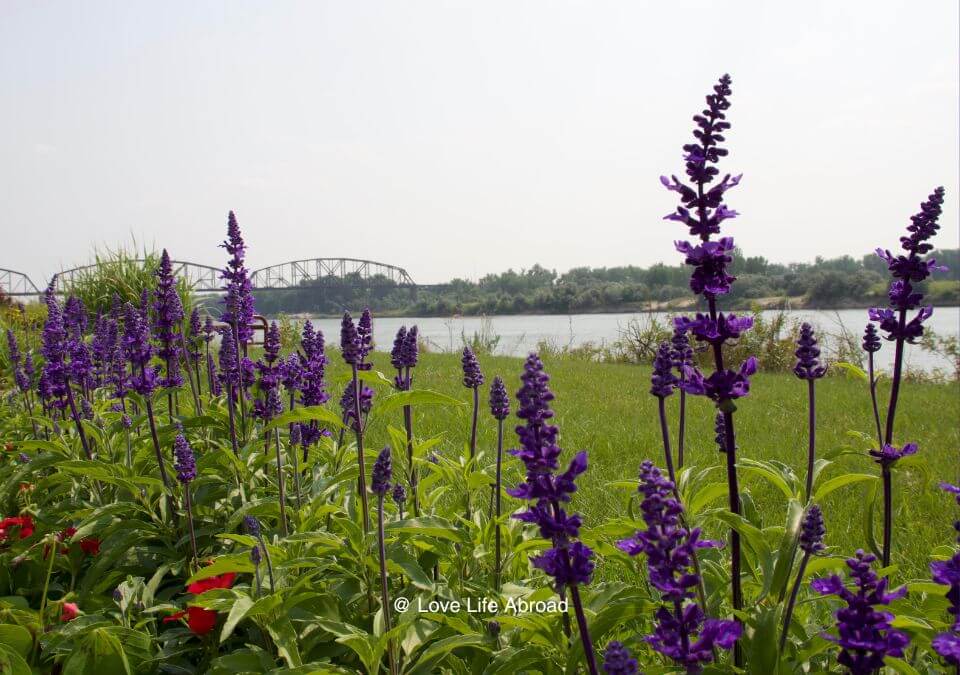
[291,308,959,374]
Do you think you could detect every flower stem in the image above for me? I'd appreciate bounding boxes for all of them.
[569,584,599,675]
[804,380,816,502]
[274,428,288,537]
[404,402,417,516]
[351,366,371,535]
[377,494,398,675]
[881,310,907,568]
[867,353,883,449]
[64,379,92,460]
[184,487,199,565]
[33,535,57,664]
[677,389,687,469]
[493,417,504,591]
[882,466,893,567]
[779,551,810,652]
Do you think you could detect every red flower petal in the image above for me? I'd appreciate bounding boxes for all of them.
[186,572,236,595]
[163,610,187,623]
[185,606,217,635]
[79,538,101,556]
[60,602,79,622]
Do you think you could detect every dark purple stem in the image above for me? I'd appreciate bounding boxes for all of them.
[184,487,199,564]
[657,397,677,485]
[275,428,288,537]
[351,365,371,534]
[881,309,907,567]
[867,353,883,449]
[804,380,816,502]
[569,584,599,675]
[493,417,504,591]
[779,551,810,652]
[377,494,398,675]
[677,389,687,469]
[63,379,92,460]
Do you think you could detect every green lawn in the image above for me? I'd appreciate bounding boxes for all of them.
[358,351,960,579]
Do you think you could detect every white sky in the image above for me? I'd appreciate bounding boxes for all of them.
[1,1,957,286]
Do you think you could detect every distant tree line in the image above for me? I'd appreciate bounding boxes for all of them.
[250,248,960,317]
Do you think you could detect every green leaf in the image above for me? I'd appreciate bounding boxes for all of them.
[737,460,796,500]
[0,644,31,675]
[764,499,803,602]
[745,605,781,675]
[0,625,32,658]
[62,628,131,675]
[688,481,728,514]
[186,555,255,584]
[372,389,464,417]
[483,646,550,675]
[885,657,922,675]
[220,595,254,643]
[833,361,869,382]
[408,634,490,675]
[863,481,882,559]
[264,405,346,433]
[814,473,876,501]
[387,516,469,544]
[265,616,303,668]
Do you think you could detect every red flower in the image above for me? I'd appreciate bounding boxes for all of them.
[3,442,14,452]
[79,538,101,556]
[60,602,80,622]
[0,515,34,541]
[186,572,236,595]
[163,606,218,635]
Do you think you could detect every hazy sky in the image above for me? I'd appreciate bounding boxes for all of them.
[1,1,957,286]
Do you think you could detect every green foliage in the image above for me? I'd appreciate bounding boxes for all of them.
[59,242,193,317]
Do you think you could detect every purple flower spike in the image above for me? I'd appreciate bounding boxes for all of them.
[390,326,408,371]
[682,357,758,404]
[122,302,158,397]
[489,376,510,420]
[340,312,360,366]
[372,446,392,495]
[391,482,407,508]
[173,434,197,484]
[617,460,738,670]
[356,308,373,370]
[799,504,826,555]
[219,211,256,345]
[812,550,909,674]
[671,328,693,371]
[461,347,484,389]
[862,323,882,354]
[602,641,637,675]
[794,323,826,380]
[651,342,679,398]
[218,327,240,390]
[339,380,373,433]
[868,442,918,468]
[154,249,184,388]
[297,320,329,446]
[402,326,419,368]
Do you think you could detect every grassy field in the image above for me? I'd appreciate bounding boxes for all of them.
[356,350,960,579]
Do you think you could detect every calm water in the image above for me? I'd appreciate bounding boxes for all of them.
[294,308,959,373]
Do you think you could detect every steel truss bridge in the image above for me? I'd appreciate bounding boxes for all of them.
[0,258,419,297]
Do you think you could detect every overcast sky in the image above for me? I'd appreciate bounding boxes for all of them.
[1,1,957,286]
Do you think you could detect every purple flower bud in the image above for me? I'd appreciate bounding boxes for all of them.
[173,434,196,484]
[218,327,240,388]
[794,323,826,380]
[461,347,484,389]
[670,328,693,371]
[392,482,407,507]
[122,303,157,397]
[602,641,637,675]
[244,515,261,536]
[651,342,679,398]
[402,326,419,368]
[799,504,826,555]
[390,326,408,371]
[18,453,30,464]
[357,308,373,370]
[372,446,392,495]
[714,412,727,452]
[862,323,881,354]
[154,249,184,388]
[250,544,262,565]
[682,357,758,403]
[489,376,510,420]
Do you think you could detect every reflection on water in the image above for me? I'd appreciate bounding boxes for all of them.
[290,308,959,373]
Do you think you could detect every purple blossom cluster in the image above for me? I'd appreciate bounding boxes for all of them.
[173,434,197,484]
[219,211,256,346]
[390,325,418,390]
[812,550,910,674]
[252,322,283,422]
[153,249,184,388]
[617,461,740,671]
[932,483,960,666]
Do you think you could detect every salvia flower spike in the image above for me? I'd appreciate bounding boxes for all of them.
[781,504,826,651]
[811,550,909,674]
[508,353,599,674]
[617,460,740,671]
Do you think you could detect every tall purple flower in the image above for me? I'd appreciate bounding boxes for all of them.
[794,323,826,380]
[617,461,740,672]
[219,211,256,346]
[253,322,283,423]
[650,342,679,398]
[868,188,946,568]
[297,321,330,448]
[461,346,484,389]
[340,312,361,366]
[187,307,203,366]
[173,434,197,484]
[508,353,599,674]
[781,504,827,651]
[795,323,826,501]
[356,308,374,371]
[218,327,240,391]
[173,433,199,561]
[372,446,392,496]
[863,323,884,447]
[462,346,484,470]
[392,324,420,515]
[154,249,184,388]
[6,329,28,393]
[671,328,693,469]
[371,445,399,675]
[339,380,373,433]
[663,78,749,634]
[489,376,510,420]
[122,302,158,397]
[812,550,909,674]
